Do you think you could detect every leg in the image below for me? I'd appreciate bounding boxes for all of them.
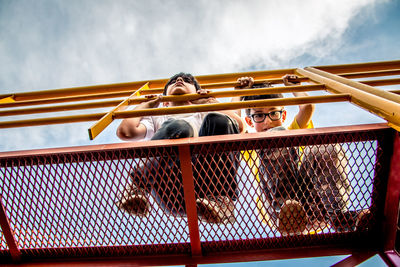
[259,145,307,235]
[116,160,152,216]
[147,119,193,215]
[302,144,365,232]
[195,113,240,223]
[254,126,307,234]
[117,119,194,216]
[151,119,194,140]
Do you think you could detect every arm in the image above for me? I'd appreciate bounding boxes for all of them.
[192,89,245,133]
[116,95,162,141]
[232,77,254,116]
[282,74,315,129]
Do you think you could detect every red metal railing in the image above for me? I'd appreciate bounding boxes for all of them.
[0,123,398,265]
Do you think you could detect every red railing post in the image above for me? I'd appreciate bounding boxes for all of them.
[380,132,400,265]
[179,145,202,257]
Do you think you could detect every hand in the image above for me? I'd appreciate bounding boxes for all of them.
[191,89,218,105]
[282,74,301,86]
[139,94,162,109]
[235,76,254,89]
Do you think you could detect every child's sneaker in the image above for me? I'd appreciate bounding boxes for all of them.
[278,199,307,235]
[355,209,371,231]
[116,183,150,216]
[196,196,235,224]
[330,209,371,232]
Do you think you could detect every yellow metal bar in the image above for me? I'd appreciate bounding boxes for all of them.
[0,84,325,117]
[0,82,147,102]
[0,74,302,108]
[88,83,149,140]
[0,91,129,109]
[115,94,350,119]
[0,96,15,103]
[0,94,349,129]
[339,69,400,79]
[0,61,397,104]
[139,77,309,95]
[150,84,325,103]
[0,68,296,102]
[0,100,121,116]
[0,113,104,128]
[305,67,400,104]
[313,60,400,74]
[200,77,309,89]
[360,78,400,87]
[296,68,400,131]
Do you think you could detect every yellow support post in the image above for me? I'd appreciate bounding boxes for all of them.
[296,68,400,131]
[0,96,15,103]
[305,67,400,103]
[88,83,149,140]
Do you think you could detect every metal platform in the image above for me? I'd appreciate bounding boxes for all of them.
[1,123,399,266]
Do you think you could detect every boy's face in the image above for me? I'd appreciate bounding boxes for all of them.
[245,106,286,132]
[165,76,197,96]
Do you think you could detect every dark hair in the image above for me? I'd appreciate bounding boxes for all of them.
[241,82,283,116]
[163,72,201,95]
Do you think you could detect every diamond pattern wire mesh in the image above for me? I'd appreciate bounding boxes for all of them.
[0,146,190,258]
[192,130,386,253]
[0,229,7,250]
[0,126,392,260]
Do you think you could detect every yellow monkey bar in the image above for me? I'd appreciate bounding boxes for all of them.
[0,60,399,138]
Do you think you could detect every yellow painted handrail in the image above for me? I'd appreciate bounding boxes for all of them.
[0,94,350,129]
[1,60,399,137]
[0,84,325,117]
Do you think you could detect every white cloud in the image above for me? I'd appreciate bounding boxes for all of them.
[0,0,391,151]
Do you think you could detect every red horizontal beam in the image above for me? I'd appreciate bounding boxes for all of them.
[2,246,368,266]
[0,123,390,159]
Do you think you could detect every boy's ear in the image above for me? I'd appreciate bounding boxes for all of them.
[282,109,287,123]
[245,116,254,127]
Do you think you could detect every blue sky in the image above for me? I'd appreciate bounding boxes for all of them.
[1,0,399,265]
[1,0,399,151]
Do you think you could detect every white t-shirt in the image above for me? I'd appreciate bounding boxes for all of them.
[140,112,210,140]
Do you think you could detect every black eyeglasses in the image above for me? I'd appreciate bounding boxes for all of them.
[249,110,284,123]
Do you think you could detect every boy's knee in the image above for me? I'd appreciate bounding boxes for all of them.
[154,119,194,139]
[204,113,239,133]
[205,112,229,125]
[170,120,194,138]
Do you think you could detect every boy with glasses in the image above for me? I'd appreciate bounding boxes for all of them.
[235,75,368,235]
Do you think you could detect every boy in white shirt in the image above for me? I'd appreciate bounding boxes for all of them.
[116,73,244,224]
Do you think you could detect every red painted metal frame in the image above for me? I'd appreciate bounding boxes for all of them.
[380,132,400,266]
[0,197,21,261]
[0,123,397,266]
[331,251,376,267]
[179,145,201,256]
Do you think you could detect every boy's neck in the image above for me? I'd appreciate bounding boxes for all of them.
[167,100,192,107]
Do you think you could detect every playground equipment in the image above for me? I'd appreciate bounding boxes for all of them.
[0,60,399,266]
